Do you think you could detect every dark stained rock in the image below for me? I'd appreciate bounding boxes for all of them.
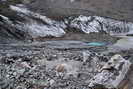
[28,0,133,22]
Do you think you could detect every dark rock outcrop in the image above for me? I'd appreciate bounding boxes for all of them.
[28,0,133,22]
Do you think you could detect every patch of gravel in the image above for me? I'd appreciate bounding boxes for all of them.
[0,44,112,89]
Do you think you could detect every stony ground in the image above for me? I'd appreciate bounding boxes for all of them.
[0,44,109,89]
[0,32,133,89]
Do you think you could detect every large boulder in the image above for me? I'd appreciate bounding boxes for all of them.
[89,54,132,89]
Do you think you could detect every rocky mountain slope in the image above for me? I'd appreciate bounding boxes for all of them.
[28,0,133,22]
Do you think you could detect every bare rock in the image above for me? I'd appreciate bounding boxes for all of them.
[28,0,133,22]
[56,63,66,72]
[89,54,132,89]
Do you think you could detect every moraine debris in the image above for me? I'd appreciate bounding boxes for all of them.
[89,54,132,89]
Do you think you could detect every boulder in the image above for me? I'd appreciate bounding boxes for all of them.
[89,54,132,89]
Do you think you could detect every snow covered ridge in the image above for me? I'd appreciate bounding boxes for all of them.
[7,5,133,38]
[0,15,13,24]
[68,15,133,35]
[10,5,66,38]
[10,5,66,28]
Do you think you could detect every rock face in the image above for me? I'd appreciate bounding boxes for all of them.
[28,0,133,22]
